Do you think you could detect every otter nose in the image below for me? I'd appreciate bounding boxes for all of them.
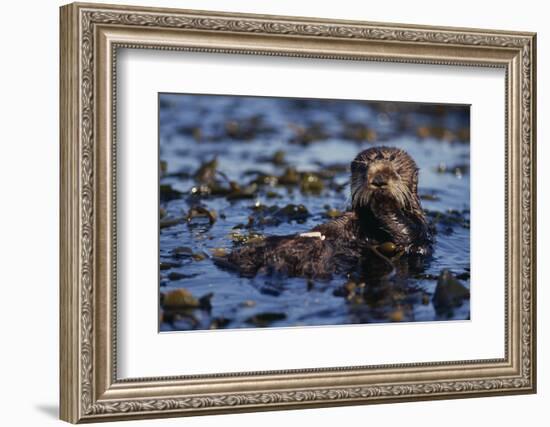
[371,175,387,188]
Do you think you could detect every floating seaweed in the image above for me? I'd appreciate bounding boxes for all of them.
[247,168,329,196]
[186,205,217,225]
[159,261,181,271]
[417,126,470,143]
[159,160,168,176]
[160,184,183,202]
[209,317,232,329]
[288,123,328,145]
[224,115,274,140]
[247,203,311,227]
[167,271,197,281]
[427,209,470,229]
[257,149,287,165]
[163,288,199,309]
[172,246,194,257]
[225,183,258,200]
[245,312,287,327]
[324,207,343,219]
[277,167,300,186]
[160,288,214,329]
[230,231,265,245]
[194,158,218,183]
[160,216,186,229]
[377,242,399,258]
[210,247,228,257]
[300,172,324,194]
[432,270,470,316]
[341,122,378,143]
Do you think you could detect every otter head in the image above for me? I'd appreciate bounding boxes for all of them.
[350,146,431,253]
[350,146,422,215]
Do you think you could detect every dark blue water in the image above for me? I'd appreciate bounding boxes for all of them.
[159,94,470,331]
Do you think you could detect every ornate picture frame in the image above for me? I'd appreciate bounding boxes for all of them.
[60,2,536,423]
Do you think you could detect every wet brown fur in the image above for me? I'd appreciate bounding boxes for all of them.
[218,146,432,279]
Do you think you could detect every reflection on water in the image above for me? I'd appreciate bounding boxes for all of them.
[158,94,470,331]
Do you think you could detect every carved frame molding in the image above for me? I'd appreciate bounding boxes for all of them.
[60,2,536,423]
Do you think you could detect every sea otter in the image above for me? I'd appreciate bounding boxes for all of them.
[216,146,433,279]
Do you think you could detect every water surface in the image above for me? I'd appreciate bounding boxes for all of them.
[158,94,471,331]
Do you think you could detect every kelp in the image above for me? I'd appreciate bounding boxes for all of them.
[432,270,470,316]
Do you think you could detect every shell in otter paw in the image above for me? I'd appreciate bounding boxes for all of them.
[299,232,326,240]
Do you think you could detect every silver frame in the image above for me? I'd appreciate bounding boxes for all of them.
[60,2,536,423]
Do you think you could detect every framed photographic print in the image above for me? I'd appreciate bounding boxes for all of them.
[59,2,537,423]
